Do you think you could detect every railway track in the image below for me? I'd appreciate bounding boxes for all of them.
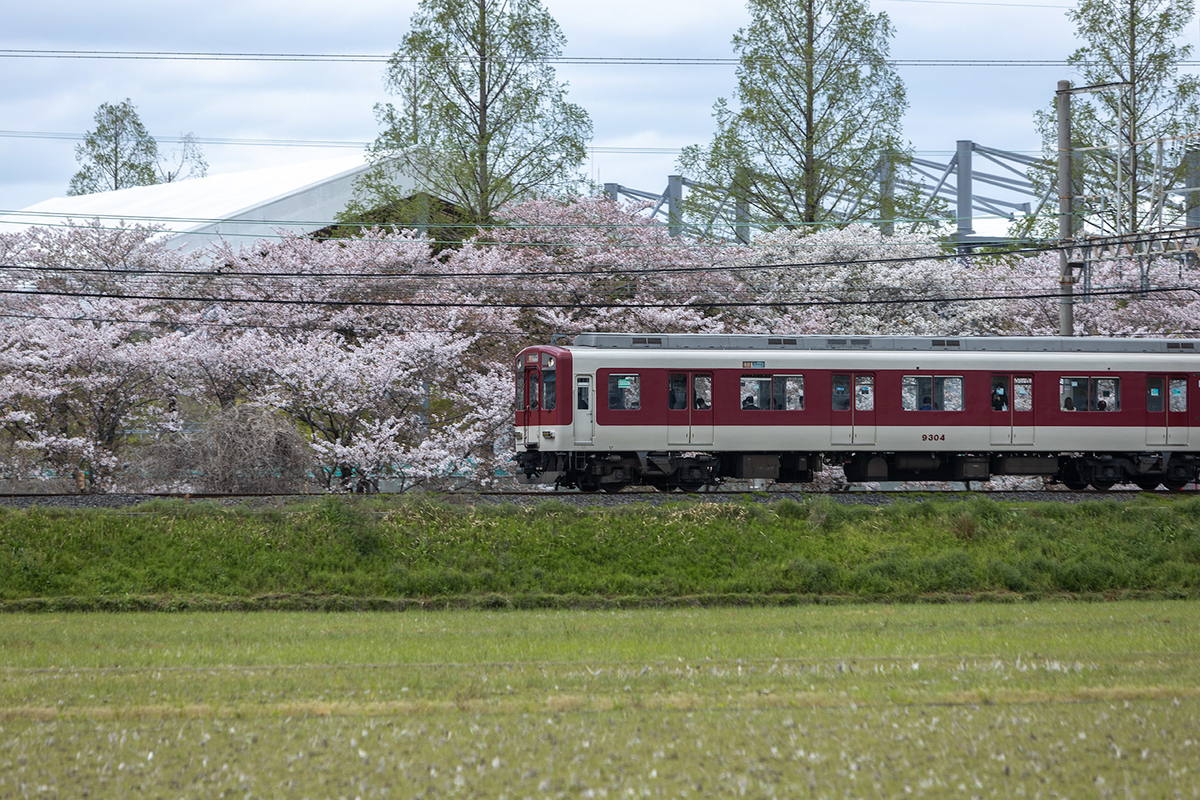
[0,486,1190,509]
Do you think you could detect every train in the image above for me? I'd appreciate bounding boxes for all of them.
[513,333,1200,492]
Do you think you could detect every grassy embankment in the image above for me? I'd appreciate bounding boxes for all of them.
[2,494,1199,608]
[1,604,1199,796]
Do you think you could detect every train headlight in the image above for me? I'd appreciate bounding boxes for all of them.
[542,431,555,439]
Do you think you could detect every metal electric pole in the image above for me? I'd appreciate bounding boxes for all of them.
[1055,80,1133,337]
[1057,80,1074,336]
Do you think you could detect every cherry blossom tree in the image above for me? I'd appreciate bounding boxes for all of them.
[727,223,1015,335]
[444,195,751,340]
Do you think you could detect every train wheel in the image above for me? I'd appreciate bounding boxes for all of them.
[1163,479,1189,492]
[678,482,706,494]
[1090,480,1115,491]
[601,483,628,494]
[576,475,600,493]
[1133,478,1160,492]
[1061,458,1089,491]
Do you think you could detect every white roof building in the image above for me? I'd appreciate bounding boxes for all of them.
[0,155,414,253]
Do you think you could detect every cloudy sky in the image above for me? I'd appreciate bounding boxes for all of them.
[1,0,1129,220]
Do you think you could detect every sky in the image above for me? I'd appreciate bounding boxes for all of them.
[0,0,1157,227]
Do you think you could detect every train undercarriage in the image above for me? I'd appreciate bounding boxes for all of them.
[515,449,1200,492]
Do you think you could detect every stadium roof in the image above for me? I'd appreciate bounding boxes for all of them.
[0,155,414,252]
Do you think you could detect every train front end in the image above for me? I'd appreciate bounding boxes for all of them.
[513,344,573,484]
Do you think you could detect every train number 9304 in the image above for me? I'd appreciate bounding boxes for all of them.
[921,433,946,442]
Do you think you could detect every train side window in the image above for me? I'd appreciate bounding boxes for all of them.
[608,374,641,410]
[740,376,771,410]
[1147,377,1164,412]
[991,376,1009,411]
[1094,378,1119,411]
[694,375,712,409]
[668,374,688,410]
[1060,377,1086,410]
[1170,378,1187,412]
[1014,377,1032,412]
[742,375,805,409]
[832,374,851,410]
[901,375,962,411]
[1060,377,1119,411]
[855,375,875,411]
[774,375,804,410]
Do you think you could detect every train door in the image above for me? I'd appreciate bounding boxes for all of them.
[831,373,875,446]
[520,355,542,442]
[573,375,594,445]
[1147,374,1189,446]
[667,372,714,446]
[989,374,1034,445]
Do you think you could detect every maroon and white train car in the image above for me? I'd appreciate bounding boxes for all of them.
[514,333,1200,491]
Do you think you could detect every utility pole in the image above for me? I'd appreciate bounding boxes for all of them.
[1055,80,1132,336]
[1057,80,1074,336]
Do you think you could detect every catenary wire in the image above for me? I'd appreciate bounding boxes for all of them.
[1,282,1195,311]
[1,49,1187,68]
[1,228,1197,281]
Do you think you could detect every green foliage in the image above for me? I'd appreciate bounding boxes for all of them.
[1019,0,1200,238]
[329,193,475,252]
[679,0,920,234]
[67,99,207,196]
[2,496,1200,607]
[354,0,592,225]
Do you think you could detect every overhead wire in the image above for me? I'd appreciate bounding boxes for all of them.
[1,275,1195,311]
[2,49,1186,68]
[3,223,1199,281]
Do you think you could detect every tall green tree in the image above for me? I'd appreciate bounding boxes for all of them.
[68,100,158,195]
[1026,0,1200,237]
[679,0,914,236]
[68,100,206,196]
[349,0,592,227]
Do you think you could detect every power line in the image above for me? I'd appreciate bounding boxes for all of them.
[1,279,1195,311]
[2,49,1189,68]
[880,0,1070,6]
[2,227,1197,280]
[0,310,528,336]
[0,130,686,155]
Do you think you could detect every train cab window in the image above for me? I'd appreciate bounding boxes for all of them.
[608,374,641,410]
[1060,377,1119,411]
[541,370,556,410]
[694,375,712,409]
[902,376,963,411]
[525,372,539,409]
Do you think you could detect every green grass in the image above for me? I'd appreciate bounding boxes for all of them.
[1,603,1198,797]
[3,494,1200,607]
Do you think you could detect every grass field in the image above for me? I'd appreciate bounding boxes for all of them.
[2,602,1199,797]
[4,494,1200,607]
